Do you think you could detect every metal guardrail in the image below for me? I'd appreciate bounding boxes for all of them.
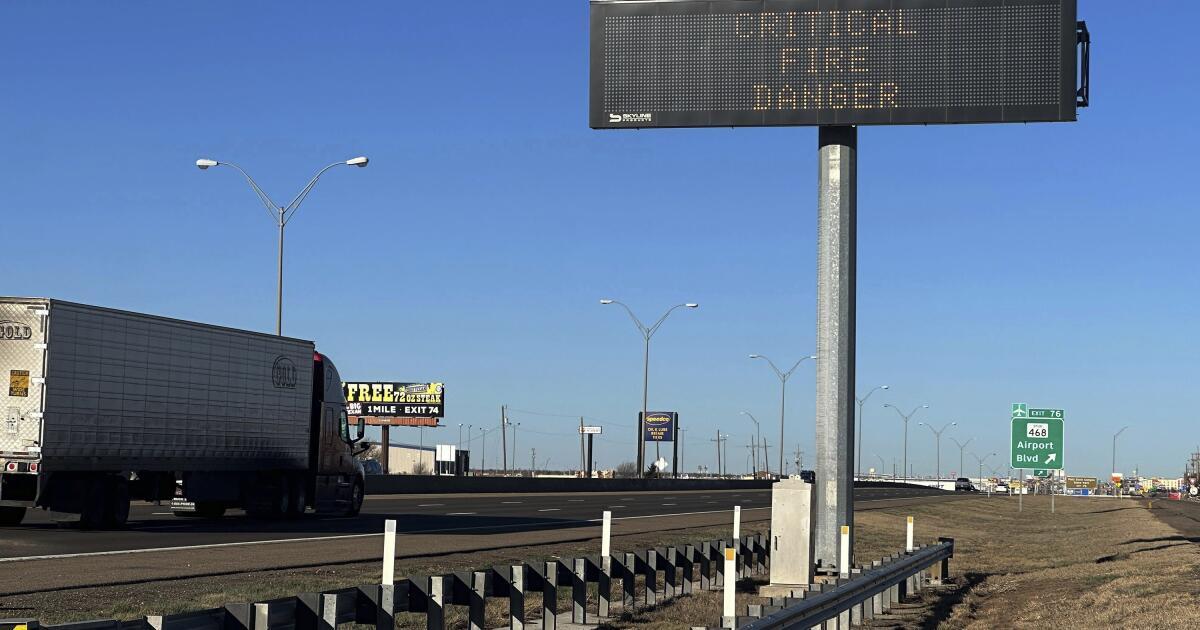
[1,532,771,630]
[706,537,954,630]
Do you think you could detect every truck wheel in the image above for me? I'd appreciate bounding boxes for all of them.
[0,506,26,526]
[344,479,364,517]
[104,479,131,528]
[247,481,290,519]
[79,478,109,529]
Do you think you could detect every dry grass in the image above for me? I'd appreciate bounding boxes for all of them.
[599,495,1200,629]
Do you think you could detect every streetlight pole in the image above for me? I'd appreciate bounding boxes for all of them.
[873,453,886,479]
[855,385,889,478]
[196,156,368,335]
[917,421,957,479]
[740,411,763,475]
[882,404,928,482]
[1112,425,1129,493]
[970,452,997,489]
[600,299,699,473]
[749,353,816,476]
[950,437,973,480]
[458,423,464,450]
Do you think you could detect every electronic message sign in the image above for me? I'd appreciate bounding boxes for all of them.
[590,0,1083,128]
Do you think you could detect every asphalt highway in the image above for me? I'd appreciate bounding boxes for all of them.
[0,486,945,561]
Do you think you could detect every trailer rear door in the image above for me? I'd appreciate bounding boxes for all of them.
[0,298,48,461]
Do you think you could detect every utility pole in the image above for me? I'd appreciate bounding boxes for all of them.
[761,440,770,477]
[480,427,487,475]
[531,448,536,474]
[712,430,722,476]
[680,428,686,476]
[580,417,586,474]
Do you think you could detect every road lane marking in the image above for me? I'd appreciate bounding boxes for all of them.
[538,508,560,512]
[447,512,476,516]
[0,494,953,563]
[501,501,522,504]
[663,503,676,506]
[417,504,444,507]
[568,499,584,502]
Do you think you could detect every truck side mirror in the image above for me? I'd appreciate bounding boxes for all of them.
[356,419,365,440]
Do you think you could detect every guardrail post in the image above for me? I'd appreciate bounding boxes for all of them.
[663,547,677,599]
[427,575,446,630]
[933,537,953,584]
[572,558,587,624]
[598,557,612,618]
[622,553,637,610]
[321,594,341,630]
[849,568,864,625]
[469,571,487,630]
[542,561,557,630]
[680,546,695,595]
[509,565,525,630]
[644,549,658,606]
[714,540,726,588]
[698,542,712,590]
[870,560,885,613]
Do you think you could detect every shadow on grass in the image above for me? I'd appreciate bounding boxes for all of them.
[1097,542,1192,563]
[910,571,990,630]
[1084,506,1141,515]
[1120,535,1200,545]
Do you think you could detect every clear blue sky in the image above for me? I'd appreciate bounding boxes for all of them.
[2,2,1195,479]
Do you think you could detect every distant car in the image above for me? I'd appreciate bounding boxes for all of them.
[800,470,816,483]
[995,482,1010,494]
[955,477,976,492]
[361,459,383,475]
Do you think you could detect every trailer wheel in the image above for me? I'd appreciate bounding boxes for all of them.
[79,478,109,529]
[344,479,364,517]
[0,506,26,526]
[104,479,131,528]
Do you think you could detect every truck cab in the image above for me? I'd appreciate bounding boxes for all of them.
[310,352,366,514]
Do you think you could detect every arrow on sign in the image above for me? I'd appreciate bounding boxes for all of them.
[1045,453,1057,465]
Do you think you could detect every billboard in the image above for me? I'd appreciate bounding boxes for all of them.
[590,0,1082,128]
[343,382,444,418]
[642,411,678,442]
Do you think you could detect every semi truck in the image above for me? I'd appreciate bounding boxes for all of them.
[0,297,365,527]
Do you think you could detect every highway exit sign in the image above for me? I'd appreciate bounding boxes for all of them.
[1010,403,1064,470]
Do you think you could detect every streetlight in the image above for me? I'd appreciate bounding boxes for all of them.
[1112,426,1129,493]
[749,353,817,476]
[882,404,928,482]
[458,423,464,450]
[740,411,763,475]
[196,156,368,335]
[600,299,699,472]
[969,452,997,489]
[855,385,889,478]
[949,437,973,480]
[873,453,887,480]
[917,421,956,479]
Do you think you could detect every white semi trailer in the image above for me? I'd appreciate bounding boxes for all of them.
[0,298,365,527]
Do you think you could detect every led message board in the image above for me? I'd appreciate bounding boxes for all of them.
[590,0,1079,128]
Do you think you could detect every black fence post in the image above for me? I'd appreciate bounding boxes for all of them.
[698,541,712,590]
[714,540,726,588]
[662,547,677,600]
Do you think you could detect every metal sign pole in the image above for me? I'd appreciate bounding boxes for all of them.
[814,125,858,572]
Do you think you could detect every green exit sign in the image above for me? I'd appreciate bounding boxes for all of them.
[1010,402,1065,470]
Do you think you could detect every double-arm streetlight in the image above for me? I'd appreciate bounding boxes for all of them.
[969,451,997,487]
[883,403,928,482]
[855,385,889,478]
[749,353,816,476]
[196,156,369,335]
[950,437,973,480]
[740,411,764,475]
[917,421,957,479]
[600,299,699,472]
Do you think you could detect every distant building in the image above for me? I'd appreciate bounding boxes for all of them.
[384,442,435,475]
